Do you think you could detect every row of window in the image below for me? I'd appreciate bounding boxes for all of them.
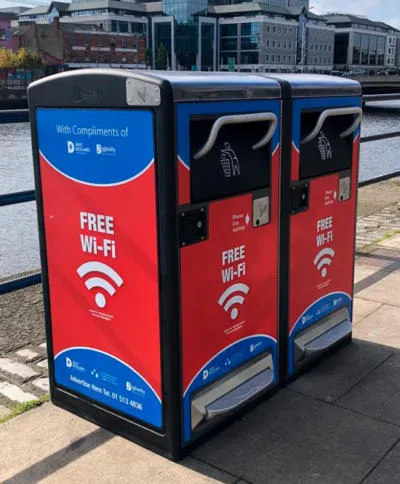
[308,57,332,64]
[352,33,386,66]
[220,51,297,65]
[220,22,295,38]
[309,44,332,52]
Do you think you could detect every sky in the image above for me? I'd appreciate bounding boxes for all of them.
[0,0,399,30]
[311,0,400,29]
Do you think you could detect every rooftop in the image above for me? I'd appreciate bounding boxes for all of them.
[324,13,400,32]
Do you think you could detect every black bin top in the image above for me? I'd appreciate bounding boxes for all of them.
[28,69,281,109]
[260,74,361,98]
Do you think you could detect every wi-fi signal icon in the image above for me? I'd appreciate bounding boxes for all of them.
[77,261,124,309]
[218,283,250,320]
[313,247,335,278]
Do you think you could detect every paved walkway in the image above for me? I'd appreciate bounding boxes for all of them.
[0,237,400,483]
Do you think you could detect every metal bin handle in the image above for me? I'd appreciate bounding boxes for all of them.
[301,107,363,145]
[193,112,278,160]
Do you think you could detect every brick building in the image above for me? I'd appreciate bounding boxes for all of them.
[0,12,17,49]
[13,18,146,68]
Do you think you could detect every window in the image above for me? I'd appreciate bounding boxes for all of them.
[241,52,259,64]
[221,37,237,50]
[220,24,237,37]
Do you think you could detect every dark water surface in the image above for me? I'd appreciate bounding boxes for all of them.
[0,102,399,277]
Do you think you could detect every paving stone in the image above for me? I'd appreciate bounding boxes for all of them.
[0,358,38,380]
[36,359,48,369]
[289,339,392,403]
[363,439,400,484]
[32,377,49,392]
[15,348,39,362]
[193,389,400,484]
[378,234,400,250]
[0,381,38,403]
[354,265,380,284]
[353,304,400,349]
[0,404,11,419]
[353,298,382,324]
[39,342,47,350]
[357,248,400,272]
[338,353,400,427]
[355,271,400,306]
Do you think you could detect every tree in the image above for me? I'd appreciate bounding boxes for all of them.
[155,43,168,70]
[145,47,152,68]
[0,49,17,69]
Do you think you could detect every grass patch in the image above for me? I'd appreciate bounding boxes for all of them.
[0,393,50,424]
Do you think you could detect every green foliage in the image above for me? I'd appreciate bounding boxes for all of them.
[145,47,152,68]
[155,43,168,70]
[0,393,50,425]
[0,48,44,69]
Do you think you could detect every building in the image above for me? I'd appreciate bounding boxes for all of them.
[13,18,146,68]
[215,4,333,73]
[17,1,399,72]
[324,14,400,72]
[0,12,17,49]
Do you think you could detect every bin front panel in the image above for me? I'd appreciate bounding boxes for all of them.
[36,108,163,429]
[288,96,361,375]
[177,100,280,442]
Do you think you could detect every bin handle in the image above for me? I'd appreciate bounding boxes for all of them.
[301,107,363,145]
[193,112,278,160]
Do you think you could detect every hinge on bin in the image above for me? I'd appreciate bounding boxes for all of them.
[179,206,208,247]
[290,182,309,214]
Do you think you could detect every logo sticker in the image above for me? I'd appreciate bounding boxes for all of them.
[318,131,332,161]
[220,142,240,178]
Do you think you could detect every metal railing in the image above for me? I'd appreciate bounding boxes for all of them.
[1,111,400,295]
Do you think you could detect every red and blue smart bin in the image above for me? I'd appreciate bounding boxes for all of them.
[28,70,282,459]
[263,74,362,381]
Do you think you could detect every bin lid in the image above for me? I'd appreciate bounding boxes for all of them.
[259,74,361,98]
[28,69,281,107]
[134,70,281,101]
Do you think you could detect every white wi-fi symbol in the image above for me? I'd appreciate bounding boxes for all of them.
[313,247,335,278]
[77,261,124,309]
[218,283,250,320]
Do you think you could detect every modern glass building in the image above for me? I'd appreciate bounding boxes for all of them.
[18,1,399,72]
[324,14,399,71]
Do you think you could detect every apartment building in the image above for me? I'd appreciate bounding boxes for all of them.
[324,14,400,72]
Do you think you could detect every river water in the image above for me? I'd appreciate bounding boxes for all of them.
[0,102,399,278]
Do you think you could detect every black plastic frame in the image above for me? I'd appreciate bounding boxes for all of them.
[275,80,361,384]
[28,72,183,459]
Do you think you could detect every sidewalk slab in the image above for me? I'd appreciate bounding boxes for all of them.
[363,439,400,484]
[338,353,400,427]
[353,298,382,324]
[288,339,392,403]
[193,389,400,484]
[356,247,400,272]
[0,403,236,484]
[353,304,400,350]
[355,271,400,307]
[377,234,400,250]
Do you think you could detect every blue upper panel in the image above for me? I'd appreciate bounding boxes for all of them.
[36,108,154,186]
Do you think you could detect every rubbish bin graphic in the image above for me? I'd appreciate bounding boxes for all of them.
[263,75,362,380]
[28,70,281,458]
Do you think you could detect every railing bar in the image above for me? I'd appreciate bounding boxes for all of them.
[358,170,400,188]
[361,131,400,143]
[0,190,36,207]
[0,273,41,295]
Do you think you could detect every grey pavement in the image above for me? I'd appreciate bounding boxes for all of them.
[0,183,400,483]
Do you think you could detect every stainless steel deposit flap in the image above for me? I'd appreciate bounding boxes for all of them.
[294,306,351,364]
[191,353,274,430]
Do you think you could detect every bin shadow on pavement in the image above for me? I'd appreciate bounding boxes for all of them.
[1,241,400,484]
[184,338,400,484]
[2,339,400,484]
